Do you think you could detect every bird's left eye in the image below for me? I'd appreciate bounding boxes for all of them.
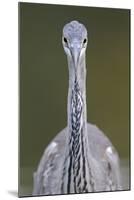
[83,38,87,44]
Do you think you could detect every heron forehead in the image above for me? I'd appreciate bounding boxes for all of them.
[63,20,87,42]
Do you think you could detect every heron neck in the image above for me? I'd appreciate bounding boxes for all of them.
[67,54,87,136]
[65,54,92,193]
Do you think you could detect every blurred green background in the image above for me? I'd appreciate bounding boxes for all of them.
[19,2,130,197]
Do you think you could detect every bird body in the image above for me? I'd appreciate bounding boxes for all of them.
[33,20,121,195]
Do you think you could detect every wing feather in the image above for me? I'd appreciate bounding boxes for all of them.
[33,123,121,195]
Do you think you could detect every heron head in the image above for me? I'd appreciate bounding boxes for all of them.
[62,20,88,71]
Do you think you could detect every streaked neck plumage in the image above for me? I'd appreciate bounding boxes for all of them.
[67,52,87,135]
[64,52,93,193]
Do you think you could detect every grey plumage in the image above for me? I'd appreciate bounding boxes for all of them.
[33,20,121,196]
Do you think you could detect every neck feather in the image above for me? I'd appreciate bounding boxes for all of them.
[64,54,94,193]
[67,53,87,136]
[61,53,95,193]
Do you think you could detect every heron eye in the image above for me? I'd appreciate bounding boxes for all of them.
[83,38,87,44]
[83,38,87,43]
[64,37,68,43]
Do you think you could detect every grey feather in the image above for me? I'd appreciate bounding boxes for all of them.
[33,123,121,195]
[33,20,122,196]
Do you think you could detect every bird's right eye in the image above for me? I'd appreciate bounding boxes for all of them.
[64,37,68,43]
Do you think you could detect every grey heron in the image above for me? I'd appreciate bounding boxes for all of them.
[33,20,121,195]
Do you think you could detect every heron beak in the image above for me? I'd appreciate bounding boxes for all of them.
[71,46,81,71]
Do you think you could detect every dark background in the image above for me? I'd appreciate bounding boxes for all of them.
[19,2,130,196]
